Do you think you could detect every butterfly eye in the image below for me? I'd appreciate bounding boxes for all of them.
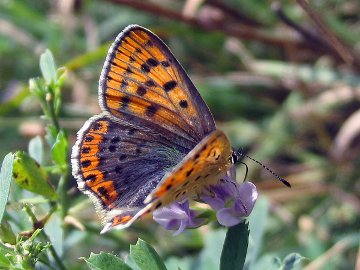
[230,152,238,164]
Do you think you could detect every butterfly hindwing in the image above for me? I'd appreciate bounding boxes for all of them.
[71,113,188,226]
[99,25,216,147]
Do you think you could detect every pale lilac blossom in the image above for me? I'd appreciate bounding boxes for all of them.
[153,199,203,235]
[153,166,258,234]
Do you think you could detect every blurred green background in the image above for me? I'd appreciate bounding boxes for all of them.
[0,0,359,269]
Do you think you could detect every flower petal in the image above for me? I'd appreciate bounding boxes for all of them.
[216,208,244,227]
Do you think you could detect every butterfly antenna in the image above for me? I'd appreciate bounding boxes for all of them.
[235,148,291,188]
[238,161,249,182]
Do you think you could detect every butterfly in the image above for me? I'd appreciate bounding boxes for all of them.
[71,25,287,234]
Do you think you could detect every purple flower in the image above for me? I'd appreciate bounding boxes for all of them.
[153,167,258,233]
[153,199,203,235]
[201,180,257,227]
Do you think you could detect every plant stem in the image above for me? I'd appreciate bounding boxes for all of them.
[23,204,67,270]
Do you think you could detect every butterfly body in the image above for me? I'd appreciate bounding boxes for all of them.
[71,25,234,232]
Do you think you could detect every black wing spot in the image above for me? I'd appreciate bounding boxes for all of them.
[121,80,128,87]
[128,128,137,135]
[146,104,159,117]
[81,160,91,168]
[108,145,117,152]
[145,80,156,87]
[126,67,133,74]
[141,63,151,73]
[121,96,131,110]
[146,58,159,67]
[111,136,120,144]
[114,165,122,174]
[186,168,194,177]
[182,181,189,188]
[161,61,170,67]
[82,147,91,154]
[179,100,188,108]
[166,184,172,190]
[146,40,153,47]
[119,154,127,161]
[135,48,142,53]
[85,174,96,181]
[136,86,147,96]
[98,186,110,200]
[201,144,208,152]
[163,80,177,92]
[93,122,102,130]
[85,135,94,142]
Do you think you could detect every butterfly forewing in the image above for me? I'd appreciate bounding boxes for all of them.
[99,25,216,146]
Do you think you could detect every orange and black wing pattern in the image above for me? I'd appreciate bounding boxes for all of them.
[98,25,216,146]
[72,25,220,232]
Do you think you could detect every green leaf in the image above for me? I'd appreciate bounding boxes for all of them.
[130,239,167,270]
[51,131,68,168]
[40,49,57,84]
[85,252,132,270]
[0,153,14,223]
[281,253,304,270]
[13,151,57,200]
[28,136,44,164]
[0,219,16,245]
[220,222,249,270]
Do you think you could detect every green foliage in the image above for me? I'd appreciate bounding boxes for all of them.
[1,1,359,269]
[0,153,14,223]
[51,131,68,170]
[130,239,167,270]
[0,229,50,270]
[12,151,56,200]
[220,222,249,270]
[85,252,132,270]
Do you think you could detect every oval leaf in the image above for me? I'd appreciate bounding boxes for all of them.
[0,153,14,223]
[28,136,44,164]
[85,252,132,270]
[130,239,167,270]
[13,151,57,200]
[51,131,68,167]
[220,222,249,270]
[40,49,57,84]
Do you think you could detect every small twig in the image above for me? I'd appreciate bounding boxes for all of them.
[206,0,264,27]
[23,205,67,270]
[296,0,360,70]
[272,2,338,59]
[104,0,313,50]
